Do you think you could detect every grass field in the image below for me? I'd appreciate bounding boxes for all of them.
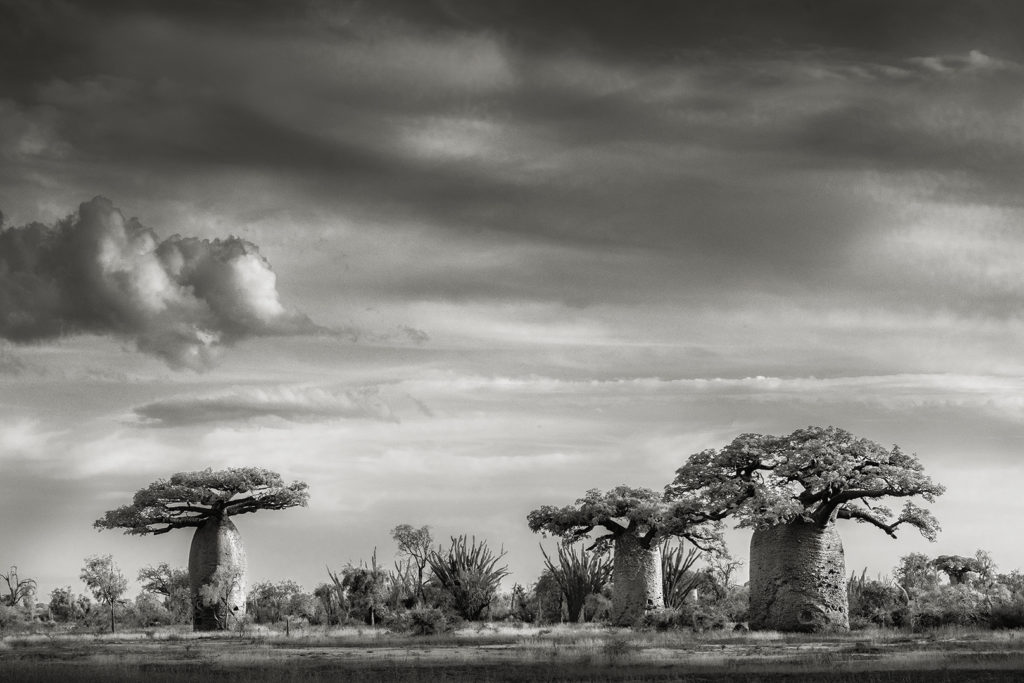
[3,624,1023,682]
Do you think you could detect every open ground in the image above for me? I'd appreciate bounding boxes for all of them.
[3,624,1024,682]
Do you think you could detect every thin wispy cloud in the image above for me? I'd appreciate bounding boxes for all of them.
[133,384,397,427]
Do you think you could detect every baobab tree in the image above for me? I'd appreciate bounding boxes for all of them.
[95,467,308,630]
[667,426,944,632]
[528,486,723,626]
[932,555,986,586]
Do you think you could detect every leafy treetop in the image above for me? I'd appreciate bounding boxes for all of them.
[665,426,944,540]
[527,485,724,553]
[94,467,309,535]
[932,555,987,584]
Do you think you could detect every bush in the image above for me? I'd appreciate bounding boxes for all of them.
[427,536,509,621]
[640,608,687,631]
[910,585,987,630]
[0,604,32,632]
[989,600,1024,629]
[849,577,905,628]
[690,605,730,631]
[393,607,456,635]
[584,593,612,622]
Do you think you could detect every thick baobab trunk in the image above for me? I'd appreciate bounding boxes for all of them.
[188,515,247,631]
[749,520,849,632]
[610,534,663,626]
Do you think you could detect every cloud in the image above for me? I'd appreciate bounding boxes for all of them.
[133,384,396,427]
[0,197,320,369]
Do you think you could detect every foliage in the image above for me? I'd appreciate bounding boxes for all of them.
[528,486,723,554]
[427,535,509,621]
[700,552,743,603]
[313,582,343,625]
[847,569,907,629]
[391,524,433,604]
[0,604,31,631]
[390,606,455,635]
[526,569,566,623]
[248,580,315,625]
[128,592,175,627]
[667,426,945,539]
[989,599,1024,629]
[94,467,309,535]
[910,584,989,629]
[48,587,91,623]
[80,554,128,633]
[931,552,995,587]
[932,555,987,585]
[328,551,389,626]
[539,543,612,622]
[1,566,37,608]
[895,553,941,594]
[584,591,613,622]
[137,562,190,623]
[661,539,702,609]
[639,607,689,630]
[197,565,244,630]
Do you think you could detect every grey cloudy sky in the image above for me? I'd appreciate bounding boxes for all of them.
[2,0,1024,597]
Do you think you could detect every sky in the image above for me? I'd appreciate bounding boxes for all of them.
[2,0,1024,601]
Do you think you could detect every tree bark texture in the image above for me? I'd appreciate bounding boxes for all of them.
[749,520,849,632]
[188,515,247,631]
[610,534,663,626]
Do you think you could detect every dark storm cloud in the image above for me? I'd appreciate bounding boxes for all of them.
[5,0,1024,318]
[0,197,320,369]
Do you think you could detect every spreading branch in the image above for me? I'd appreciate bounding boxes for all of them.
[666,426,944,541]
[94,467,309,535]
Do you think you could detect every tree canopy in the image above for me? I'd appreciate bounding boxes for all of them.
[527,485,723,552]
[94,467,309,535]
[666,426,944,540]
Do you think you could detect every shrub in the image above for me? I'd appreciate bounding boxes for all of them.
[427,535,509,621]
[0,604,31,632]
[640,608,687,631]
[848,572,906,628]
[910,585,987,630]
[989,600,1024,630]
[584,592,612,622]
[540,543,611,623]
[397,607,455,635]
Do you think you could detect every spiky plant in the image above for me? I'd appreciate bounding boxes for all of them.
[427,535,509,621]
[540,543,612,622]
[661,539,703,609]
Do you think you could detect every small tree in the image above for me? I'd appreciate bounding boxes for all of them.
[328,551,388,626]
[248,580,314,633]
[138,562,191,623]
[80,554,128,633]
[391,524,433,605]
[313,582,342,625]
[895,552,941,594]
[94,467,308,630]
[1,566,36,608]
[539,543,612,622]
[427,535,509,621]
